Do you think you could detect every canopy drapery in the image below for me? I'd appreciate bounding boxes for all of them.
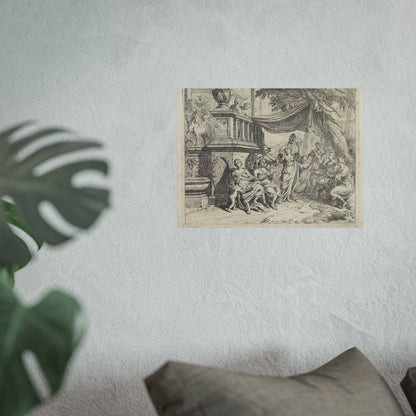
[252,100,354,168]
[252,100,313,134]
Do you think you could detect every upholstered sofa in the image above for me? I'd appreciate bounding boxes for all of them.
[145,348,415,415]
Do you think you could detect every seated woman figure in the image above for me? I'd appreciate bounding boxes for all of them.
[225,159,266,214]
[330,158,353,208]
[254,158,279,209]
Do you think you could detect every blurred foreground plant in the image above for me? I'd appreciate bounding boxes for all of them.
[0,122,109,416]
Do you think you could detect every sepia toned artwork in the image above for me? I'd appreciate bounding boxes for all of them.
[178,88,363,228]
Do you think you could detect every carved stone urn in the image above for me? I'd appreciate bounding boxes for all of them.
[212,88,231,108]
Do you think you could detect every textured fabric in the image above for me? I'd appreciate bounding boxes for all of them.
[401,367,416,414]
[145,348,404,416]
[252,101,312,133]
[252,98,354,168]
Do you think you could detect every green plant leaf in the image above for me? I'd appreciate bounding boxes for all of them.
[2,200,43,250]
[0,122,109,268]
[0,274,86,416]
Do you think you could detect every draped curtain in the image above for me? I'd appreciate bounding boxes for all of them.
[252,100,354,169]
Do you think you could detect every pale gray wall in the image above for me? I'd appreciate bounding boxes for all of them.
[2,0,415,415]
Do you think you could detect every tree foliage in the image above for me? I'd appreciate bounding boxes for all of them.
[255,88,355,114]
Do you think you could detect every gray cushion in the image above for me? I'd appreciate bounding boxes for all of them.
[401,367,416,414]
[145,348,404,416]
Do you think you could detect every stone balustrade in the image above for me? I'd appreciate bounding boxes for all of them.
[184,98,264,208]
[208,109,263,149]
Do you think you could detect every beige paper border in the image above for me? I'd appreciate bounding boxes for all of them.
[355,88,364,227]
[178,88,363,228]
[177,89,186,227]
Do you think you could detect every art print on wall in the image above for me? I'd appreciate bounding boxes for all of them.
[178,88,363,228]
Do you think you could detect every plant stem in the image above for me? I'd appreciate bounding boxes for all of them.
[0,266,15,288]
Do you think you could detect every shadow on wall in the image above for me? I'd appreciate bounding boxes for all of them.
[28,347,414,416]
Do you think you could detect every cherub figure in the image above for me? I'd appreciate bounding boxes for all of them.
[230,96,250,114]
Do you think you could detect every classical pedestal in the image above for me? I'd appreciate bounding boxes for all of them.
[206,109,264,205]
[184,148,212,209]
[185,177,211,208]
[184,108,264,207]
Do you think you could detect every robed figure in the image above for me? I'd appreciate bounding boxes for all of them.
[278,134,299,202]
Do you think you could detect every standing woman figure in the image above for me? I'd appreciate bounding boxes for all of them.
[278,134,299,202]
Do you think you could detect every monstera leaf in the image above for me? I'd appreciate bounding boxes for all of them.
[1,200,43,285]
[0,122,109,268]
[0,271,86,416]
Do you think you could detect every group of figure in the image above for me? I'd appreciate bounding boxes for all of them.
[225,133,353,214]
